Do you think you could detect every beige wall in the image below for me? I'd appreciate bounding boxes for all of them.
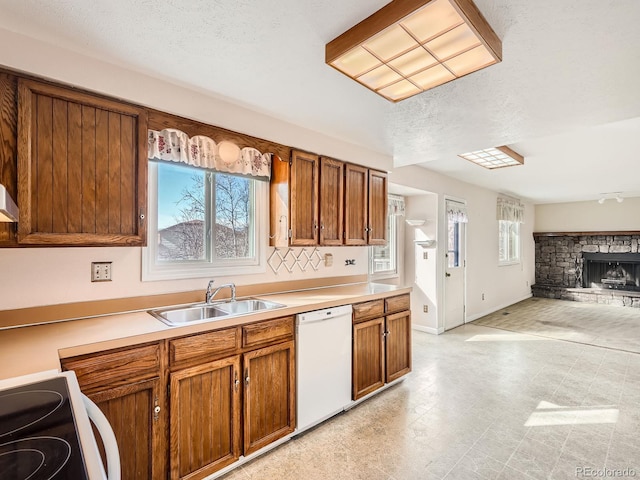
[535,197,640,232]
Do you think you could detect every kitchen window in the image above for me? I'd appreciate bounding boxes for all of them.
[370,195,404,278]
[143,160,267,280]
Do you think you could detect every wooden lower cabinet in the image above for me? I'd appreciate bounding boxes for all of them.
[243,341,296,455]
[88,378,164,480]
[352,317,385,400]
[352,303,412,400]
[169,357,242,480]
[167,319,295,479]
[61,343,167,480]
[385,311,412,383]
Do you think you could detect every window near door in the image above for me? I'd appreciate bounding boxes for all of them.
[445,199,467,269]
[143,160,267,280]
[447,221,460,268]
[498,220,520,265]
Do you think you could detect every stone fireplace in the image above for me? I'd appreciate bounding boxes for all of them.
[533,232,640,307]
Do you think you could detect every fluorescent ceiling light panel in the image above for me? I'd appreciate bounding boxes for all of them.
[458,146,524,170]
[326,0,502,102]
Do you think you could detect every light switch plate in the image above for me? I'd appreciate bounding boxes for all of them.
[91,262,112,282]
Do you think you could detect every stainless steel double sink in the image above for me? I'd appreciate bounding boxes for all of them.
[149,298,287,327]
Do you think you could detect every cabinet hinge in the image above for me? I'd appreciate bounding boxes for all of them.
[288,229,292,238]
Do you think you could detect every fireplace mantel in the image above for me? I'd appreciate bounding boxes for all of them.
[534,231,640,237]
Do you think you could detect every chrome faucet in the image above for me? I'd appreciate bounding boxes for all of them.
[205,280,236,304]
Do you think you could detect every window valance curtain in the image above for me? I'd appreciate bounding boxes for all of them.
[447,201,468,223]
[148,128,272,181]
[496,197,525,223]
[388,195,405,216]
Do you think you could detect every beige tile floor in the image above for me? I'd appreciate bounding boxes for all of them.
[473,297,640,354]
[220,318,640,480]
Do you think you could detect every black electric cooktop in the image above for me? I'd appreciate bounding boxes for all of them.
[0,377,90,480]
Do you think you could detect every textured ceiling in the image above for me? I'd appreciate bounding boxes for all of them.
[1,0,639,203]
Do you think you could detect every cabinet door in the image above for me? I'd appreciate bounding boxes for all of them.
[0,73,17,245]
[17,78,148,246]
[290,150,318,245]
[368,169,388,245]
[169,357,242,480]
[344,164,368,245]
[319,157,344,245]
[62,343,166,480]
[352,317,385,400]
[89,378,166,480]
[385,311,412,383]
[243,341,295,455]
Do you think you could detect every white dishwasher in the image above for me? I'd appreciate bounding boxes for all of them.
[296,304,353,433]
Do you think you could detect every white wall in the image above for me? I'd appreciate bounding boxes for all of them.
[404,194,439,332]
[391,166,535,332]
[0,28,535,324]
[535,197,640,232]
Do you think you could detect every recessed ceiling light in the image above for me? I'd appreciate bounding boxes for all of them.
[458,146,524,170]
[325,0,502,102]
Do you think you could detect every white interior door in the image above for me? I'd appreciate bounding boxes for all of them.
[444,200,466,331]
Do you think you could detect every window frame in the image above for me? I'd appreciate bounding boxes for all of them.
[447,221,461,268]
[498,220,521,266]
[142,161,267,281]
[369,202,401,280]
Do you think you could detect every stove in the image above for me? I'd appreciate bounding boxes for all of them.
[0,371,112,480]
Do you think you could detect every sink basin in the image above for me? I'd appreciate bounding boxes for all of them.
[149,298,286,327]
[149,305,229,326]
[216,299,286,315]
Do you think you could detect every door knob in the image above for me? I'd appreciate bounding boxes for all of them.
[445,272,451,277]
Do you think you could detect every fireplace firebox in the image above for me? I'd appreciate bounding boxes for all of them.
[582,252,640,291]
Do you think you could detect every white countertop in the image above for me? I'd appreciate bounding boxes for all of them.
[0,283,411,380]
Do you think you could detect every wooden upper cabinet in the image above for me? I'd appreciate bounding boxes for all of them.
[17,78,148,245]
[319,157,344,246]
[344,164,368,245]
[289,150,318,246]
[368,169,388,245]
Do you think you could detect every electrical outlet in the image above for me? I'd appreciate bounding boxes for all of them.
[91,262,112,282]
[482,293,485,300]
[423,305,428,313]
[423,251,428,260]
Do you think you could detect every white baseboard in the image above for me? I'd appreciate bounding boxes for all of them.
[465,293,533,322]
[412,324,444,335]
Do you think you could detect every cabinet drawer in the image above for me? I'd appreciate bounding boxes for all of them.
[352,299,384,322]
[62,343,160,393]
[242,316,294,349]
[385,294,410,314]
[169,327,239,366]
